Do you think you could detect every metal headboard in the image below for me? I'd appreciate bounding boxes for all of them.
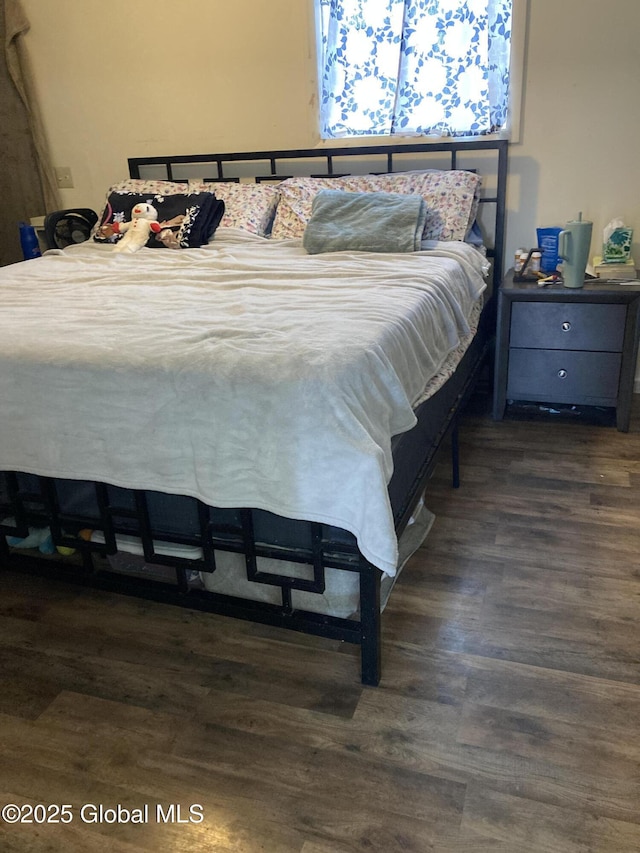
[128,139,508,293]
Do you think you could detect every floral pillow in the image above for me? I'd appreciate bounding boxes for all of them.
[187,180,280,237]
[95,178,280,239]
[270,170,481,242]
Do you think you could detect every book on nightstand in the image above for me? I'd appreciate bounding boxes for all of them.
[590,256,637,280]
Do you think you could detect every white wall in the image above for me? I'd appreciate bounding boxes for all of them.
[20,0,640,382]
[507,0,640,268]
[20,0,320,210]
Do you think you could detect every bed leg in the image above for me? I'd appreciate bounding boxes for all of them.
[451,422,460,489]
[359,561,381,686]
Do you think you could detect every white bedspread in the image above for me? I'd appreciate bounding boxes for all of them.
[0,230,487,575]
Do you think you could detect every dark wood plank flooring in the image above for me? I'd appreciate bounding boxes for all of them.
[0,395,639,852]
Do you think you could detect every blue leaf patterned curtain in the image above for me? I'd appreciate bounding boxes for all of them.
[317,0,512,138]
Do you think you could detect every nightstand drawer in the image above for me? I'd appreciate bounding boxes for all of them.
[507,349,622,405]
[510,302,626,351]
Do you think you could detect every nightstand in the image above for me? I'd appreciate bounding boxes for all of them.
[493,272,640,431]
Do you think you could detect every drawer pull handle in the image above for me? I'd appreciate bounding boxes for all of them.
[558,369,568,379]
[561,322,571,331]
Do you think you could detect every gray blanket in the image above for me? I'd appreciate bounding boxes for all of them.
[302,189,428,254]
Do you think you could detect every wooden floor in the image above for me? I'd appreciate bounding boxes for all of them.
[1,395,639,852]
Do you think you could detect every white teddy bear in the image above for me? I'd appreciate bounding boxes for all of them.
[106,202,161,253]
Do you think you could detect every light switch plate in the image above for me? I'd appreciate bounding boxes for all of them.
[55,166,74,189]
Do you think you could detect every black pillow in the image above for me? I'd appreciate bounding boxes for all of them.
[94,191,225,249]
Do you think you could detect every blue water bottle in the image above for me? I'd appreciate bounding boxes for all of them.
[19,222,42,260]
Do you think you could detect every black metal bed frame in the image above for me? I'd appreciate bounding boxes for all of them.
[129,139,507,294]
[0,139,508,685]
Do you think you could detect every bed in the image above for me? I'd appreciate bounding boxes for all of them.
[0,139,508,685]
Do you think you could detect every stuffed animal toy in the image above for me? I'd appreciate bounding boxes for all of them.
[4,522,56,554]
[100,202,161,253]
[155,214,186,250]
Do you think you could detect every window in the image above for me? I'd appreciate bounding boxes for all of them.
[316,0,513,139]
